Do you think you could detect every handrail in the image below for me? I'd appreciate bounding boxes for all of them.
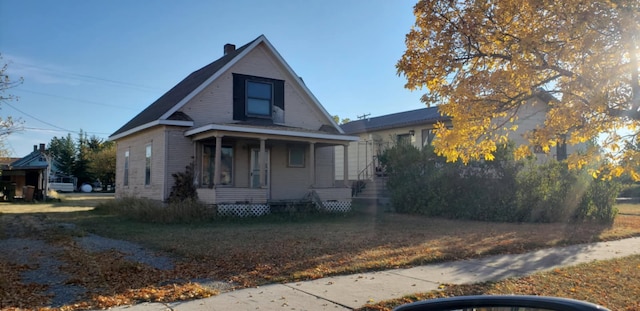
[352,160,376,197]
[357,160,375,182]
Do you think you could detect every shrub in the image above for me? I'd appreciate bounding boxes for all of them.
[574,178,621,223]
[379,143,522,220]
[168,162,198,203]
[515,161,581,222]
[378,144,446,214]
[380,143,621,223]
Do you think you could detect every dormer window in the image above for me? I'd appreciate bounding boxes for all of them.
[246,81,273,117]
[233,73,284,122]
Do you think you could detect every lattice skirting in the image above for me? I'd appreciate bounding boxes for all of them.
[217,201,351,217]
[319,201,352,213]
[217,204,270,217]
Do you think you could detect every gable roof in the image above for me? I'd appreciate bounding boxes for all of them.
[110,35,344,140]
[6,149,48,170]
[340,106,449,135]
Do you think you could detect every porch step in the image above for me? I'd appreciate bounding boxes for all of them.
[357,178,388,195]
[353,176,390,205]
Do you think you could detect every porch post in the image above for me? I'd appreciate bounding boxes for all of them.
[259,138,266,188]
[214,135,223,187]
[343,143,349,187]
[309,142,315,187]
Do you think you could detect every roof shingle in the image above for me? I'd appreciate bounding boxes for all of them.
[110,37,259,137]
[340,106,448,134]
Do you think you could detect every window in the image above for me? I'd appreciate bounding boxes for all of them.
[397,134,411,145]
[123,150,129,186]
[246,81,272,117]
[145,144,151,186]
[557,135,567,161]
[288,146,305,168]
[232,74,284,121]
[202,145,233,186]
[422,129,436,147]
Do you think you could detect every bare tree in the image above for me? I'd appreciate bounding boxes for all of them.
[0,53,24,155]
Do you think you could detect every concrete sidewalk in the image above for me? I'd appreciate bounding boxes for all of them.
[112,236,640,311]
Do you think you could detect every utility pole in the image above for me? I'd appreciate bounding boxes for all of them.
[357,113,370,120]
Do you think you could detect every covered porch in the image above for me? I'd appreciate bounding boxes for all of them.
[185,123,358,211]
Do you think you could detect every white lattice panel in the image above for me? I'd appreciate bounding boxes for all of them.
[217,204,270,217]
[321,201,351,213]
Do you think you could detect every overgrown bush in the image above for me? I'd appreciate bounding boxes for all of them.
[168,162,198,203]
[515,161,582,222]
[379,143,621,223]
[94,196,215,223]
[378,144,446,215]
[574,178,620,223]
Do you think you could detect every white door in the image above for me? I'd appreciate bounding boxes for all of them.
[250,149,270,189]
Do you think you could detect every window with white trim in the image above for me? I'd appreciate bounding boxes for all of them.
[124,150,129,186]
[145,144,152,186]
[288,146,305,168]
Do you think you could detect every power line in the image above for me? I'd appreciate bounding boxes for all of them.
[4,101,74,133]
[1,105,111,136]
[22,126,111,136]
[15,88,138,111]
[12,61,163,92]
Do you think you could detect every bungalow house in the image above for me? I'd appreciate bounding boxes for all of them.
[1,144,50,201]
[336,92,582,183]
[109,35,358,215]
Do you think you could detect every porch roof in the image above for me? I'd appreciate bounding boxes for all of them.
[185,123,358,143]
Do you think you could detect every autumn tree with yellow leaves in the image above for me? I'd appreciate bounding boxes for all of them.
[397,0,639,178]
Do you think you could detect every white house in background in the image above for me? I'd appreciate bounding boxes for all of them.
[336,92,582,183]
[109,35,358,215]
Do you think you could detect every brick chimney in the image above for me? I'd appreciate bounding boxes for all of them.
[39,143,45,152]
[224,43,236,55]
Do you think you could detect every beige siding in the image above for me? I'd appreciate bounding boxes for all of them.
[335,124,431,180]
[217,188,268,203]
[233,140,251,188]
[508,98,584,162]
[115,127,166,200]
[179,43,332,132]
[313,188,351,201]
[335,141,369,181]
[164,127,194,199]
[197,188,268,204]
[270,144,310,200]
[336,98,586,180]
[192,138,344,202]
[314,145,335,187]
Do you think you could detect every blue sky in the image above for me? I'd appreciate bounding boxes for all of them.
[0,1,424,157]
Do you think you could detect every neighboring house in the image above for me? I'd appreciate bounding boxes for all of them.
[109,35,358,214]
[1,144,50,201]
[336,92,582,183]
[335,106,450,182]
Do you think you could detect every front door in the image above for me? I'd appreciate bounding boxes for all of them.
[250,149,270,189]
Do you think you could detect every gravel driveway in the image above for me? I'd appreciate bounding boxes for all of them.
[0,214,230,308]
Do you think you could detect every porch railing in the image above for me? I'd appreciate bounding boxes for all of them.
[353,160,376,196]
